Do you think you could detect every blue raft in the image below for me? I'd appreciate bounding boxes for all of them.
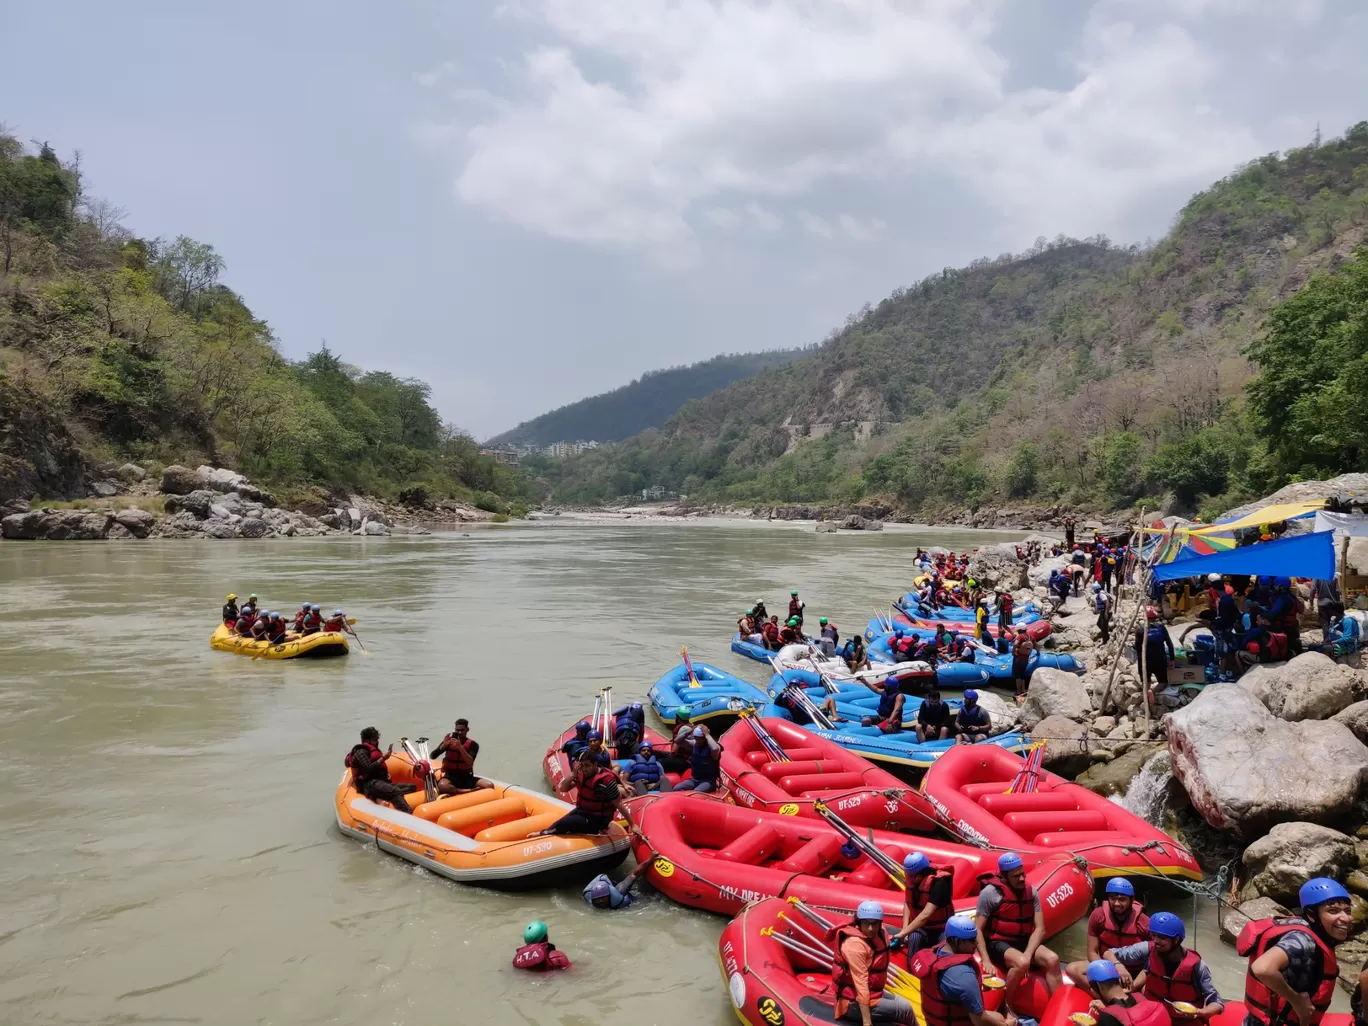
[731,632,777,663]
[866,630,1084,678]
[761,669,1030,769]
[647,662,771,730]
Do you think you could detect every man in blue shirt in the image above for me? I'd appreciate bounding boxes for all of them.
[911,915,1017,1026]
[954,690,992,744]
[583,860,651,910]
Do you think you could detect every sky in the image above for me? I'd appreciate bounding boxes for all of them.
[3,0,1366,438]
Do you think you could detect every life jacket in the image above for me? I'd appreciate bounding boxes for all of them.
[690,742,720,782]
[440,737,475,775]
[268,623,288,643]
[779,626,798,645]
[345,742,388,785]
[303,611,322,630]
[250,619,269,638]
[978,874,1036,945]
[910,946,980,1026]
[1001,593,1014,613]
[573,768,620,819]
[613,718,640,747]
[762,621,780,643]
[293,611,307,631]
[831,924,890,1006]
[512,941,570,971]
[1238,918,1338,1026]
[876,687,901,723]
[1097,901,1147,950]
[1265,633,1289,661]
[1145,624,1168,648]
[235,616,253,635]
[222,603,238,624]
[1099,995,1169,1026]
[627,754,663,784]
[905,867,955,933]
[789,598,802,618]
[324,616,345,632]
[1144,946,1203,1014]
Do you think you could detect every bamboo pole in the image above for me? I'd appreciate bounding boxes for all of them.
[1137,511,1151,737]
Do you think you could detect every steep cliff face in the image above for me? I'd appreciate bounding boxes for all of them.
[0,373,89,504]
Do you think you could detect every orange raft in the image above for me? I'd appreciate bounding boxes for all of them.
[719,717,939,832]
[634,791,1092,928]
[920,745,1202,882]
[335,754,629,889]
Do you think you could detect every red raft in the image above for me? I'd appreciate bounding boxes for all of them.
[920,744,1202,883]
[891,610,1053,642]
[1032,982,1354,1026]
[542,716,685,798]
[719,717,939,832]
[634,791,1092,928]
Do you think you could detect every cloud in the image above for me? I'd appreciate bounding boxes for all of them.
[433,0,1350,257]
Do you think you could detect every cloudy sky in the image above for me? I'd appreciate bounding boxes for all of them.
[4,1,1365,437]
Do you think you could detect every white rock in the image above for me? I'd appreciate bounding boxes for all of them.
[1018,667,1092,729]
[1239,651,1364,721]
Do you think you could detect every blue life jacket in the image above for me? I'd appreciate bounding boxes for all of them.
[877,687,900,719]
[1145,624,1168,647]
[561,738,589,759]
[957,705,990,731]
[614,721,640,747]
[613,705,646,729]
[690,743,720,782]
[627,753,663,784]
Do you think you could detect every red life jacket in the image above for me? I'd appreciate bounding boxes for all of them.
[979,874,1036,945]
[441,736,476,775]
[1001,593,1014,613]
[905,867,955,933]
[831,924,890,1006]
[1097,901,1147,950]
[1100,995,1170,1026]
[345,742,387,786]
[250,619,269,638]
[293,611,307,630]
[324,616,345,632]
[1238,918,1338,1026]
[1144,946,1203,1014]
[911,947,980,1026]
[512,942,570,971]
[303,611,322,629]
[235,617,253,635]
[573,768,619,819]
[762,622,780,643]
[1265,633,1289,661]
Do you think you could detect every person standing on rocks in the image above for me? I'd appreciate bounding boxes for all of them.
[1010,630,1036,701]
[1092,583,1112,646]
[1134,609,1175,691]
[1240,877,1350,1026]
[1064,517,1076,549]
[997,590,1015,635]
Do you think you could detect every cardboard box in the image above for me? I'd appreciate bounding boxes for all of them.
[1171,666,1205,684]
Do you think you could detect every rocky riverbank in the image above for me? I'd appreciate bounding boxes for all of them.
[0,463,499,541]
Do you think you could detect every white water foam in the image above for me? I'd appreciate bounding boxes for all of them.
[1111,749,1173,825]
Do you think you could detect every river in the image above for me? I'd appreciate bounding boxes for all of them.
[0,519,1249,1025]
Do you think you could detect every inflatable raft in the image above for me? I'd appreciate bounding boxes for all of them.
[718,717,939,832]
[210,622,348,659]
[867,631,1084,678]
[920,745,1202,882]
[543,716,683,797]
[335,753,629,889]
[1029,983,1355,1026]
[633,791,1092,927]
[874,611,1054,643]
[899,593,1044,626]
[765,669,1031,769]
[649,660,771,730]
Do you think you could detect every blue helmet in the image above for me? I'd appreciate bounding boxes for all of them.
[998,852,1023,872]
[587,877,613,902]
[587,730,603,741]
[311,604,321,611]
[630,702,642,711]
[1086,959,1121,984]
[855,900,885,922]
[903,852,930,875]
[575,720,590,734]
[1148,912,1185,939]
[1105,878,1135,897]
[1299,877,1351,910]
[963,689,979,703]
[334,609,344,616]
[945,915,977,940]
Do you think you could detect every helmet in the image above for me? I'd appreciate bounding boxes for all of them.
[1275,576,1292,589]
[855,900,884,922]
[903,852,930,874]
[998,852,1023,872]
[787,617,799,626]
[963,689,979,702]
[820,617,829,625]
[675,706,691,721]
[575,720,590,734]
[1086,959,1121,984]
[226,593,236,601]
[1090,582,1101,592]
[334,609,344,616]
[311,604,321,611]
[945,915,977,940]
[1148,911,1185,939]
[791,590,799,596]
[587,730,602,741]
[638,742,653,752]
[523,921,548,944]
[1299,877,1351,909]
[1105,878,1135,897]
[630,702,642,711]
[1208,573,1222,583]
[587,877,613,902]
[1146,607,1158,620]
[248,593,257,599]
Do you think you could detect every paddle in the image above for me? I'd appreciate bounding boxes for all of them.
[681,645,701,688]
[812,800,906,890]
[345,624,368,653]
[400,736,437,803]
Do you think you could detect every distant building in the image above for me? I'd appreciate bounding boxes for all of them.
[641,484,666,501]
[479,447,522,466]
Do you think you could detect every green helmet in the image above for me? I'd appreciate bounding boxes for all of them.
[819,617,829,625]
[675,705,691,722]
[524,920,548,944]
[786,616,799,626]
[791,590,799,596]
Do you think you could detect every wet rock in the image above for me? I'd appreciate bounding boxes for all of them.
[815,522,838,533]
[1019,667,1092,729]
[1220,897,1289,944]
[1031,714,1092,777]
[237,517,268,539]
[113,508,154,538]
[1242,823,1358,906]
[1168,683,1368,836]
[361,520,390,536]
[1239,651,1362,720]
[1,508,113,540]
[1332,702,1368,742]
[116,462,146,482]
[160,464,203,494]
[1074,744,1155,797]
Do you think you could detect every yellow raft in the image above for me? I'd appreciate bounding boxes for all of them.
[210,623,349,659]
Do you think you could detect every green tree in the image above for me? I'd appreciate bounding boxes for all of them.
[1144,432,1232,506]
[1005,442,1039,497]
[1102,432,1143,503]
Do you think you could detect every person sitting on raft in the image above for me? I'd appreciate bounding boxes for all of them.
[323,609,347,633]
[737,610,759,644]
[975,852,1063,1004]
[779,616,804,646]
[1089,878,1151,961]
[672,727,721,792]
[894,852,955,957]
[512,921,571,971]
[1241,877,1351,1026]
[954,690,991,744]
[910,915,1018,1026]
[843,634,871,672]
[234,609,255,636]
[657,711,696,774]
[300,603,323,635]
[291,602,310,632]
[1092,911,1223,1023]
[346,727,417,813]
[222,593,239,624]
[583,859,652,910]
[249,611,271,641]
[830,901,916,1024]
[267,612,289,644]
[430,718,493,795]
[583,730,612,767]
[561,720,592,761]
[761,615,782,650]
[1082,959,1169,1026]
[539,749,640,838]
[612,707,643,758]
[625,742,670,795]
[915,690,953,742]
[862,678,905,734]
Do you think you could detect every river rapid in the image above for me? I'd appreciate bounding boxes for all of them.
[0,519,1248,1025]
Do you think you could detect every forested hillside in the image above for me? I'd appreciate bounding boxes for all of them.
[541,122,1368,517]
[0,131,533,511]
[486,349,807,446]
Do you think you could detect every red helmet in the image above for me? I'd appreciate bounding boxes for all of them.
[1145,607,1158,620]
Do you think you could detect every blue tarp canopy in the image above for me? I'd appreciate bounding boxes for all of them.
[1151,529,1336,582]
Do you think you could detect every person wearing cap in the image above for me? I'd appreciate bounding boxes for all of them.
[955,691,992,744]
[431,718,493,795]
[1082,959,1169,1026]
[1241,877,1351,1026]
[910,914,1018,1026]
[583,859,652,910]
[1134,608,1175,689]
[830,901,914,1024]
[222,593,239,625]
[1087,878,1150,961]
[753,599,769,623]
[671,728,721,792]
[789,589,805,627]
[625,741,670,795]
[976,852,1062,1004]
[895,852,955,957]
[1089,911,1224,1022]
[915,690,954,743]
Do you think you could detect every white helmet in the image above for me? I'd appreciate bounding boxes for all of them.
[1208,573,1221,583]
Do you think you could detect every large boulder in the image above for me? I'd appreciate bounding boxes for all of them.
[1,508,113,540]
[361,520,391,536]
[160,464,203,495]
[236,517,268,539]
[113,508,155,538]
[1239,651,1363,721]
[1027,553,1073,591]
[116,462,146,482]
[1242,822,1358,907]
[815,522,838,534]
[200,520,237,539]
[1075,744,1156,798]
[1030,714,1092,778]
[1168,684,1368,835]
[1220,896,1289,944]
[1018,667,1092,729]
[195,465,275,506]
[1333,701,1368,743]
[163,489,216,519]
[967,545,1029,591]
